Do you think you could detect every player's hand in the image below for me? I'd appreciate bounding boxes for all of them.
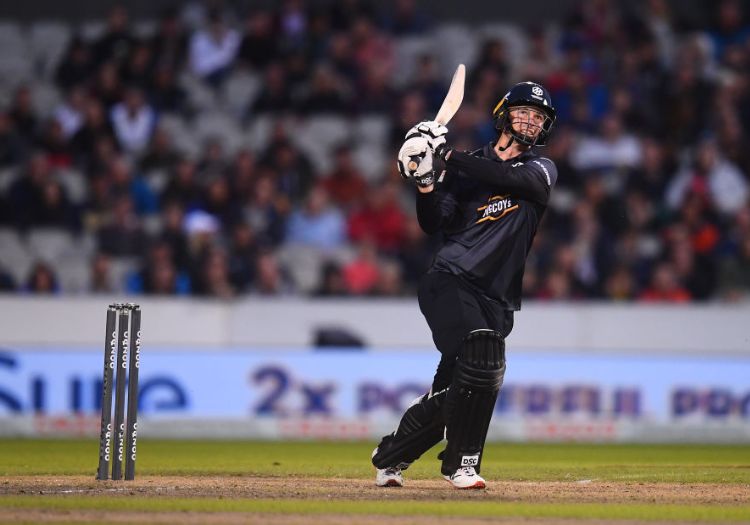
[406,121,448,152]
[397,135,435,188]
[406,120,448,140]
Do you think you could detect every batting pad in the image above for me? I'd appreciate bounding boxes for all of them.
[441,329,506,476]
[371,390,447,470]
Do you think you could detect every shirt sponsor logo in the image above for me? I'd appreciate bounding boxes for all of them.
[476,195,519,224]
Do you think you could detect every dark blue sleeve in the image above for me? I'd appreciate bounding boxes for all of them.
[446,152,558,205]
[415,178,461,234]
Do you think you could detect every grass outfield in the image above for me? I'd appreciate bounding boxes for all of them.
[1,439,749,523]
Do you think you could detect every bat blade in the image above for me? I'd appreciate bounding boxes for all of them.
[407,64,465,171]
[434,63,465,125]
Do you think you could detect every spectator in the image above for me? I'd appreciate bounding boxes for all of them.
[326,33,357,85]
[603,264,637,301]
[71,99,116,164]
[201,175,241,230]
[150,8,189,70]
[197,138,227,176]
[348,178,405,253]
[7,154,53,229]
[370,259,405,296]
[120,43,153,89]
[184,209,221,269]
[106,156,158,215]
[286,185,346,250]
[320,145,367,209]
[471,38,510,86]
[55,37,93,91]
[37,120,73,169]
[709,0,750,62]
[299,64,350,115]
[53,85,87,139]
[668,230,717,300]
[158,200,191,271]
[535,268,575,300]
[350,15,394,77]
[189,9,241,86]
[278,0,309,48]
[91,62,124,110]
[227,149,257,199]
[93,5,135,66]
[242,172,288,246]
[343,239,380,294]
[518,26,556,82]
[569,113,643,172]
[250,249,295,295]
[227,222,258,292]
[8,85,38,145]
[237,10,280,69]
[24,262,59,294]
[355,62,396,114]
[96,195,148,257]
[149,66,187,114]
[110,87,157,155]
[329,0,376,32]
[131,241,189,295]
[139,126,180,172]
[407,54,445,114]
[162,158,202,209]
[666,136,749,217]
[380,0,430,35]
[29,179,79,231]
[262,138,314,202]
[313,261,348,297]
[719,231,750,300]
[639,261,691,302]
[250,63,293,116]
[89,253,116,293]
[389,90,426,150]
[0,112,25,166]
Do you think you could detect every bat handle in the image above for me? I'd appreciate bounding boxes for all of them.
[407,160,418,171]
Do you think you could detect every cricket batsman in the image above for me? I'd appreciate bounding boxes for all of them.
[371,81,558,489]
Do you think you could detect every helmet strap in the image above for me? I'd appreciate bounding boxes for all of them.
[495,132,515,152]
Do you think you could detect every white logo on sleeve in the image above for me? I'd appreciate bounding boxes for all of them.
[532,160,551,185]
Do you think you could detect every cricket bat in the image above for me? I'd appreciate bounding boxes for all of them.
[407,63,465,172]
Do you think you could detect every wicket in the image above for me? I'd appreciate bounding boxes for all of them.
[96,303,141,481]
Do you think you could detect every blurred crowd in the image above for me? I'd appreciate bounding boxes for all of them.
[0,0,749,302]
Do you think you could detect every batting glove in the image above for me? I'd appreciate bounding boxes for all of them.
[397,135,435,187]
[406,120,448,152]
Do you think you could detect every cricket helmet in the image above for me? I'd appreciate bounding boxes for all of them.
[492,81,556,146]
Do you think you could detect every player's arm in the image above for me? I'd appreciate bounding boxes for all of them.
[415,174,460,234]
[441,149,557,205]
[396,122,461,233]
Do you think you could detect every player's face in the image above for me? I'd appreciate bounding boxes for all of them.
[509,106,546,139]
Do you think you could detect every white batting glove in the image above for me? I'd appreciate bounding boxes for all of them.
[406,120,448,152]
[397,135,435,187]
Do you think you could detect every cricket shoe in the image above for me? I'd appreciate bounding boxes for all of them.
[444,466,486,489]
[375,466,404,487]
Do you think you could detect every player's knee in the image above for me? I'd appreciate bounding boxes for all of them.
[454,329,505,391]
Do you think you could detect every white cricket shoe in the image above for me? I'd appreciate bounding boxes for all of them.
[375,467,404,487]
[444,466,486,489]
